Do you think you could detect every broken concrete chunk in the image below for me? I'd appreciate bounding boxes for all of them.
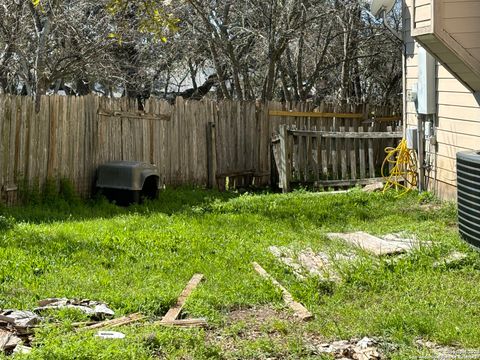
[35,299,114,320]
[433,251,469,268]
[382,233,430,247]
[0,329,22,352]
[92,304,115,318]
[315,337,381,359]
[0,311,38,354]
[327,232,417,256]
[0,310,41,328]
[416,338,480,359]
[356,337,376,350]
[269,246,348,282]
[13,345,32,354]
[268,246,305,279]
[362,182,384,193]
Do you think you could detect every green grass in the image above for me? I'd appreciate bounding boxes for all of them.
[0,187,477,359]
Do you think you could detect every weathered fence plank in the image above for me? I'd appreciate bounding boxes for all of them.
[349,126,357,180]
[368,127,376,178]
[358,127,366,179]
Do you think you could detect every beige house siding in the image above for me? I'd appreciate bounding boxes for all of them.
[404,0,480,201]
[414,1,432,29]
[443,0,480,58]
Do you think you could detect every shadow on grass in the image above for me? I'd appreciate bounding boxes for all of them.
[0,186,240,224]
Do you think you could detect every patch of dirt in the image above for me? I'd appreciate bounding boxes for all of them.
[419,203,443,212]
[416,338,480,359]
[205,306,303,355]
[226,306,295,325]
[207,307,386,359]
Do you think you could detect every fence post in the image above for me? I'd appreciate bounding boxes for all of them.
[207,122,217,189]
[279,125,291,193]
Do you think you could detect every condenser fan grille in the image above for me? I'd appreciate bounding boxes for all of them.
[457,151,480,249]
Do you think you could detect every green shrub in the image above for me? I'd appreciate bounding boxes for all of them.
[18,178,41,205]
[0,215,14,232]
[59,178,81,205]
[42,178,59,205]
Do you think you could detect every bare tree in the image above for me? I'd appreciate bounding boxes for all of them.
[0,0,402,108]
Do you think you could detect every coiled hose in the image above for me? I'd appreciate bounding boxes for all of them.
[381,139,418,196]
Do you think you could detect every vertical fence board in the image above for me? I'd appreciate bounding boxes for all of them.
[358,127,366,179]
[339,126,347,180]
[368,126,375,178]
[349,126,357,180]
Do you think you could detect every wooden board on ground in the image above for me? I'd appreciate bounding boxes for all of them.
[161,274,204,323]
[327,231,416,256]
[252,262,313,321]
[84,313,145,330]
[157,319,208,328]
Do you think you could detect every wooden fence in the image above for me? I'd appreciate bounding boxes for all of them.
[273,125,403,192]
[0,94,400,203]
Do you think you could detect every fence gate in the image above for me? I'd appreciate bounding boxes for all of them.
[272,124,403,192]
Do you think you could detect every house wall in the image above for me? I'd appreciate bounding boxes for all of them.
[443,1,480,59]
[404,0,480,201]
[413,0,432,29]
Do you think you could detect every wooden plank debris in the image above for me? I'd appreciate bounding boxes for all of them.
[156,319,208,328]
[157,274,207,328]
[327,231,419,256]
[84,313,145,330]
[252,262,313,321]
[161,274,204,323]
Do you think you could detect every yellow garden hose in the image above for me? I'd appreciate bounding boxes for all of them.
[381,139,418,196]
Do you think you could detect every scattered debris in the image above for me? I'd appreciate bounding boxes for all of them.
[252,262,313,321]
[269,246,350,282]
[13,345,32,354]
[269,246,306,279]
[362,182,385,193]
[1,310,41,329]
[0,329,22,353]
[433,251,469,268]
[35,298,115,320]
[298,249,336,280]
[207,306,299,354]
[327,231,425,256]
[0,310,39,354]
[0,299,117,355]
[158,274,207,328]
[95,331,126,339]
[159,319,208,328]
[313,337,382,359]
[416,338,480,359]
